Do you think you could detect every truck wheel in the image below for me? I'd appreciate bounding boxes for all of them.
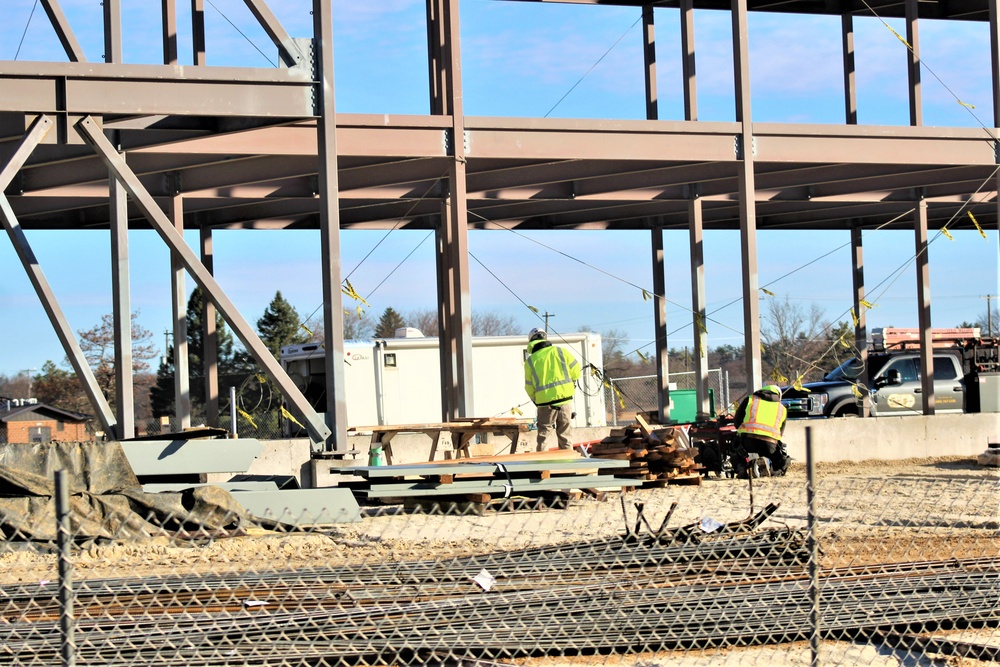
[831,402,860,418]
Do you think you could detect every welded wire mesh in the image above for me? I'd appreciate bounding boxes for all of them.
[0,456,997,666]
[606,371,728,425]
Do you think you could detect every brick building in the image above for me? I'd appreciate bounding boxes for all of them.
[0,399,91,444]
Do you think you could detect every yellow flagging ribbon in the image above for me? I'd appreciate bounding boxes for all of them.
[839,331,852,349]
[940,227,954,241]
[860,299,876,310]
[237,408,258,429]
[968,212,987,239]
[694,314,708,334]
[770,369,789,385]
[527,305,539,314]
[341,279,370,306]
[760,287,775,297]
[851,384,864,399]
[281,406,304,428]
[641,289,652,302]
[636,349,649,364]
[957,100,975,109]
[300,323,314,336]
[886,24,911,49]
[792,375,806,392]
[510,406,523,416]
[850,307,859,327]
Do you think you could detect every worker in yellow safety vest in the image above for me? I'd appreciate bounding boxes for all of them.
[524,328,581,451]
[733,384,790,477]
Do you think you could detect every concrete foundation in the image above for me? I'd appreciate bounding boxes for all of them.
[220,415,1000,488]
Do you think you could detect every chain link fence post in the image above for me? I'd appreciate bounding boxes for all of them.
[806,426,820,666]
[54,469,76,667]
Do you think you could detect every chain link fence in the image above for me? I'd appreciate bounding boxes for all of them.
[0,438,997,666]
[606,370,730,425]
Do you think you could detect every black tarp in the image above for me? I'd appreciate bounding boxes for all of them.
[0,441,247,542]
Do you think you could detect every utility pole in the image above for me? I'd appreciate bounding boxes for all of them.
[982,295,997,337]
[24,367,36,399]
[543,312,555,334]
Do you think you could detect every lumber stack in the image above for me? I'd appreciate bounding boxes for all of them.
[588,413,702,486]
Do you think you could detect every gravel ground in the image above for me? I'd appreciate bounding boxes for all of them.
[0,455,996,666]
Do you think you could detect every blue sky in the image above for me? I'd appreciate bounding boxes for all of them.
[0,0,997,379]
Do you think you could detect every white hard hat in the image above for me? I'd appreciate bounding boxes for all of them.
[528,327,546,341]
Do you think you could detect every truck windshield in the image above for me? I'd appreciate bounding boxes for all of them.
[824,358,865,381]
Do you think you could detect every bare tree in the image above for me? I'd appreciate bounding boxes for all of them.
[78,312,158,408]
[472,312,520,336]
[406,309,439,336]
[761,296,849,385]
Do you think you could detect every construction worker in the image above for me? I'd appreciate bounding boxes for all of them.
[733,384,790,477]
[524,328,581,451]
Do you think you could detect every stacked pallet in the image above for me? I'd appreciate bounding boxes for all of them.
[588,413,702,486]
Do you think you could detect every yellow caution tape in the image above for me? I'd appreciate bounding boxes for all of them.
[792,375,805,392]
[636,349,649,364]
[528,305,539,314]
[886,25,911,48]
[957,100,975,109]
[850,307,859,327]
[940,226,954,241]
[237,408,258,429]
[510,406,523,416]
[695,314,707,334]
[355,305,365,319]
[860,299,876,310]
[760,287,775,297]
[770,369,788,385]
[851,384,863,399]
[641,289,652,302]
[300,323,314,336]
[839,331,851,348]
[968,212,987,239]
[341,279,370,306]
[281,406,304,428]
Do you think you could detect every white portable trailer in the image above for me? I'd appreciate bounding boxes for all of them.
[281,331,606,428]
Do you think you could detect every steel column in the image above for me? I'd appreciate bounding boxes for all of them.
[315,0,349,452]
[103,0,122,64]
[850,223,869,417]
[191,0,206,66]
[162,0,178,65]
[0,116,117,436]
[169,192,192,430]
[110,169,135,439]
[732,0,762,390]
[680,0,697,120]
[841,12,857,125]
[41,0,87,63]
[642,5,658,121]
[200,227,219,426]
[75,115,332,444]
[243,0,307,68]
[905,0,922,126]
[427,0,447,115]
[689,195,709,415]
[441,0,474,420]
[914,199,935,413]
[651,225,670,422]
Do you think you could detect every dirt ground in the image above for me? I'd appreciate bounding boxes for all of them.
[0,455,996,666]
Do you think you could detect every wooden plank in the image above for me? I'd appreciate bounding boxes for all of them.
[634,412,654,437]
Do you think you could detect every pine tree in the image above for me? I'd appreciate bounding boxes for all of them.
[257,291,308,358]
[374,307,406,338]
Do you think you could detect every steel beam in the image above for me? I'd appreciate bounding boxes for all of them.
[103,0,122,64]
[914,198,935,414]
[0,195,118,436]
[850,223,869,416]
[906,0,923,126]
[427,0,447,115]
[75,115,333,444]
[680,0,698,120]
[842,11,857,124]
[200,227,219,426]
[40,0,87,63]
[0,116,116,436]
[314,0,350,452]
[243,0,308,68]
[192,0,206,66]
[992,0,1000,126]
[733,0,762,390]
[169,192,192,430]
[689,195,710,415]
[440,0,474,420]
[651,224,670,422]
[110,169,135,439]
[642,5,658,121]
[162,0,178,65]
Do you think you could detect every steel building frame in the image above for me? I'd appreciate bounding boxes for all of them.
[0,0,997,452]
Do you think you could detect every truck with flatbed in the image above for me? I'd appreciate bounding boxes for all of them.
[780,327,1000,418]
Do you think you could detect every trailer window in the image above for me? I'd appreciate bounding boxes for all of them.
[932,356,958,380]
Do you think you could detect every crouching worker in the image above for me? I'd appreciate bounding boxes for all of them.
[733,384,790,477]
[524,328,581,451]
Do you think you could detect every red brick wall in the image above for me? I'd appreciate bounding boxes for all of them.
[3,419,90,444]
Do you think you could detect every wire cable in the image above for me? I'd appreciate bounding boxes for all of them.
[206,0,277,67]
[14,0,39,61]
